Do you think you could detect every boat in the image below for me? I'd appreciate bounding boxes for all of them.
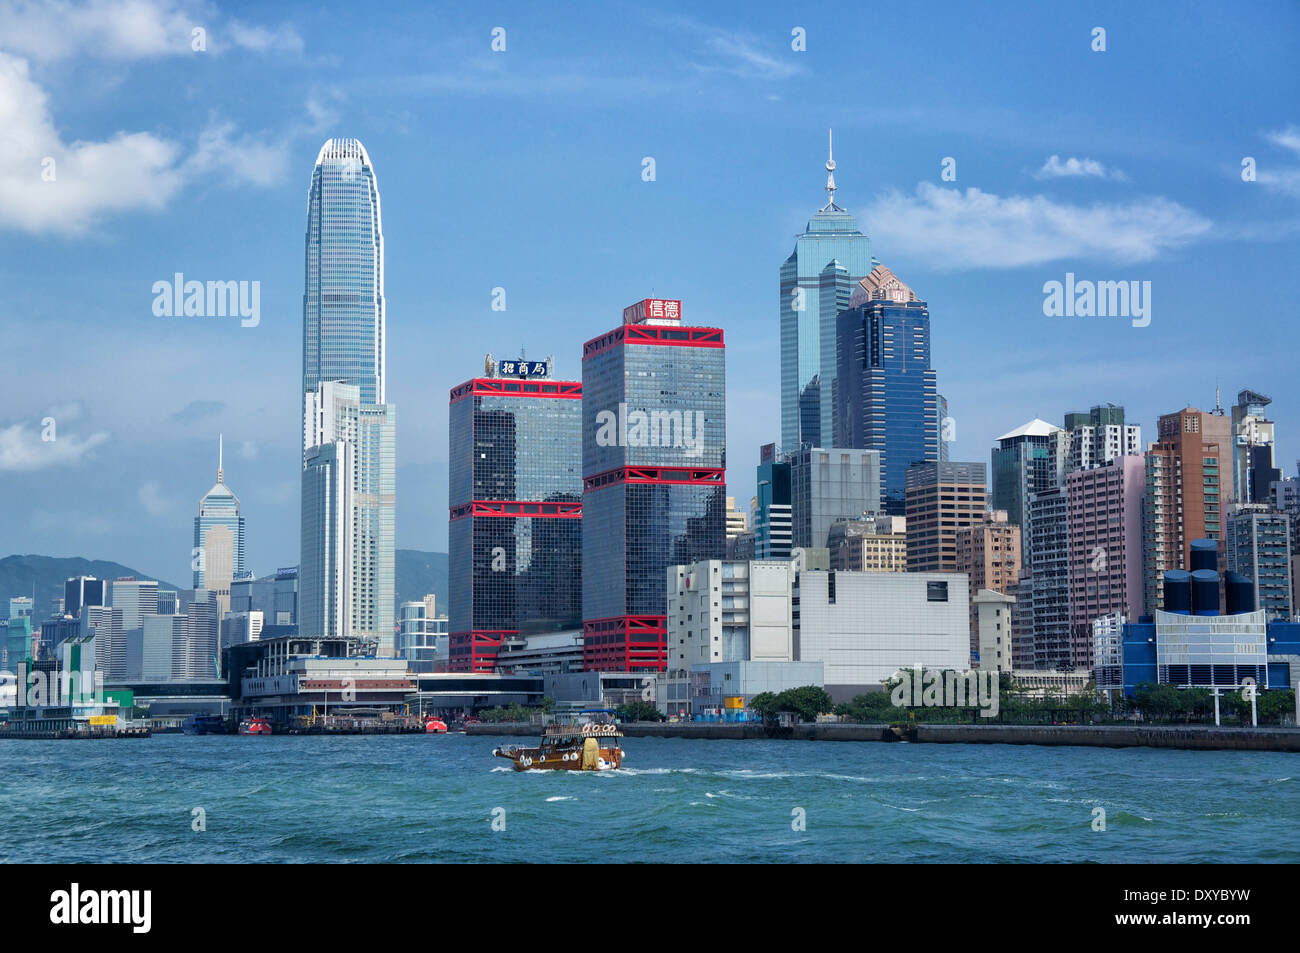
[492,709,623,771]
[182,713,229,735]
[238,715,272,736]
[425,717,448,733]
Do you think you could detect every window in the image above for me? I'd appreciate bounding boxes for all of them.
[927,581,949,602]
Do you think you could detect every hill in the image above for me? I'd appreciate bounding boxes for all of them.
[0,554,186,627]
[395,549,448,616]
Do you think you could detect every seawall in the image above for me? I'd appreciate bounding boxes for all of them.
[466,721,1300,752]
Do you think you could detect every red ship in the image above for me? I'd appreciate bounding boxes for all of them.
[238,716,272,735]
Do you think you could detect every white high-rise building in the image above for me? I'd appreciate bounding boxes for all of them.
[299,139,397,655]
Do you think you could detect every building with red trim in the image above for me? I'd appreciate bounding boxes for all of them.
[448,358,583,672]
[581,299,727,672]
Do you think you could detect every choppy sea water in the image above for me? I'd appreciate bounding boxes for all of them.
[1,734,1296,863]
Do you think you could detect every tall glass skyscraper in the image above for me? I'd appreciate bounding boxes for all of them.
[448,359,583,673]
[303,138,386,407]
[833,264,939,515]
[582,298,726,672]
[780,131,872,451]
[193,435,246,618]
[299,139,396,654]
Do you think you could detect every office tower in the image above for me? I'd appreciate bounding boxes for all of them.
[991,419,1067,532]
[1227,506,1293,621]
[303,138,385,405]
[179,590,218,678]
[829,514,907,572]
[8,596,32,620]
[833,264,939,514]
[82,605,125,679]
[1232,389,1275,503]
[64,576,105,618]
[937,394,950,463]
[1062,403,1141,472]
[109,579,158,632]
[780,131,873,451]
[582,297,726,672]
[447,357,583,673]
[1066,455,1145,665]
[273,567,298,626]
[142,614,184,681]
[956,510,1022,658]
[300,138,397,655]
[193,435,246,618]
[301,380,396,653]
[904,461,988,572]
[1027,485,1072,669]
[725,497,748,541]
[790,447,882,549]
[156,590,178,615]
[1142,406,1233,614]
[755,443,793,559]
[301,439,354,641]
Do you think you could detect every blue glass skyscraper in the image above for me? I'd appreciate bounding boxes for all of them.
[780,131,872,451]
[833,264,939,515]
[303,138,386,407]
[299,139,396,654]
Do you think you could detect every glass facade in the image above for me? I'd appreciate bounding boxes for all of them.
[780,206,872,451]
[582,308,727,672]
[834,275,938,515]
[448,378,583,672]
[299,139,396,655]
[302,138,385,406]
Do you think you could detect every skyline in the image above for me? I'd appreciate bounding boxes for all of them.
[2,0,1299,588]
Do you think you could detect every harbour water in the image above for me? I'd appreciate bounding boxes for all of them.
[2,734,1296,863]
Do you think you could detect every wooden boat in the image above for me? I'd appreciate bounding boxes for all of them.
[492,709,623,771]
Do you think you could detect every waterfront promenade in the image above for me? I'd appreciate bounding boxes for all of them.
[467,721,1300,752]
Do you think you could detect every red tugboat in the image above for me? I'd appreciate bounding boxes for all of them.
[492,709,623,771]
[425,717,448,734]
[238,715,272,735]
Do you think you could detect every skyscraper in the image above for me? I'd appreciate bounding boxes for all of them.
[302,138,386,406]
[582,297,726,672]
[301,381,396,653]
[1142,406,1233,614]
[780,131,872,451]
[789,447,882,550]
[193,435,246,618]
[833,264,939,513]
[1231,389,1275,504]
[1226,506,1293,621]
[299,139,396,654]
[754,443,792,559]
[956,510,1022,658]
[904,461,988,573]
[1062,404,1141,472]
[991,419,1067,533]
[447,357,583,673]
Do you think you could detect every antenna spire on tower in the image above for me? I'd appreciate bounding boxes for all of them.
[218,433,224,484]
[821,128,842,212]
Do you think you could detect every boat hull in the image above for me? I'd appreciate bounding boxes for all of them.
[493,744,622,771]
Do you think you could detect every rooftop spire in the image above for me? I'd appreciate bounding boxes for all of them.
[821,128,843,212]
[217,433,224,485]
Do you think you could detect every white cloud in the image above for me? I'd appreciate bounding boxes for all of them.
[0,51,297,234]
[137,480,175,517]
[0,0,303,61]
[0,420,109,471]
[865,182,1211,269]
[1257,125,1300,198]
[1035,155,1126,181]
[698,29,802,80]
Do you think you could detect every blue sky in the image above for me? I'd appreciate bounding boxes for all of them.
[1,0,1298,588]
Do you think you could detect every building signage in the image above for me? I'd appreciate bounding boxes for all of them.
[622,298,682,324]
[498,359,548,378]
